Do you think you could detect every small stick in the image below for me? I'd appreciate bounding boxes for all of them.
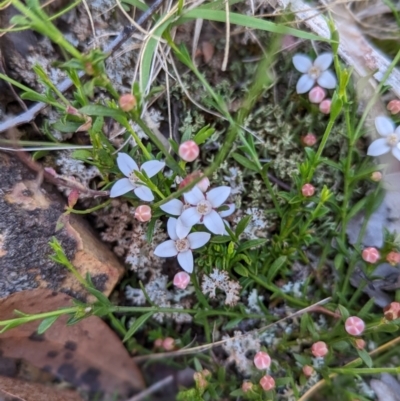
[0,0,166,133]
[124,375,174,401]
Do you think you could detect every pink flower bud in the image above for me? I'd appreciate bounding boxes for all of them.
[345,316,365,336]
[66,105,80,115]
[259,375,275,391]
[355,339,366,350]
[302,183,315,197]
[253,351,271,370]
[68,189,80,208]
[383,302,400,321]
[302,133,317,147]
[178,140,200,162]
[371,171,382,182]
[119,94,137,112]
[173,271,191,289]
[162,337,175,351]
[241,381,253,393]
[362,247,380,264]
[302,365,314,377]
[319,99,331,114]
[308,86,326,104]
[179,171,210,192]
[154,338,163,348]
[134,205,152,222]
[311,341,328,357]
[387,99,400,115]
[193,372,208,390]
[386,251,400,265]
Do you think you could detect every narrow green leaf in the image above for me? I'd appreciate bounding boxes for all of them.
[237,238,267,253]
[79,105,125,119]
[357,348,373,368]
[266,256,287,281]
[235,215,252,237]
[193,125,215,145]
[210,235,231,243]
[37,315,59,334]
[232,152,259,172]
[123,312,154,342]
[234,264,249,277]
[179,10,331,42]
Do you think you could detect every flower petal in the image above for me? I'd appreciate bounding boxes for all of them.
[110,178,135,198]
[392,145,400,161]
[154,240,178,257]
[141,160,165,178]
[160,199,184,216]
[183,186,205,205]
[317,70,336,89]
[292,54,312,73]
[203,210,226,235]
[314,53,333,71]
[176,218,191,239]
[367,138,391,156]
[376,116,395,137]
[117,153,138,176]
[134,185,154,201]
[296,74,315,94]
[180,207,202,228]
[206,186,231,208]
[177,250,194,273]
[219,203,235,218]
[167,217,179,240]
[188,232,211,249]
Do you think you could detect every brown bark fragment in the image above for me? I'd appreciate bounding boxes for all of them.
[0,152,124,300]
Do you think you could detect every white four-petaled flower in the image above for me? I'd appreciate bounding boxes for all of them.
[154,218,211,273]
[292,53,337,94]
[179,186,232,235]
[110,153,165,201]
[160,196,235,237]
[367,116,400,161]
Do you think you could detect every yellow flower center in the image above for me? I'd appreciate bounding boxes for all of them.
[387,134,399,147]
[196,200,212,215]
[308,66,321,80]
[175,238,190,252]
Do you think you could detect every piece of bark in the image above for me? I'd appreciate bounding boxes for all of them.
[0,289,145,397]
[0,376,84,401]
[0,152,124,300]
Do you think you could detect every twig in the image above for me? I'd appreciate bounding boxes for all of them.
[0,0,165,133]
[124,375,174,401]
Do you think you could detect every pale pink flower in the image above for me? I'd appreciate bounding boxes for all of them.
[119,94,137,111]
[302,365,314,377]
[241,381,253,393]
[362,247,380,264]
[386,251,400,265]
[387,99,400,115]
[383,302,400,320]
[311,341,328,357]
[309,86,326,103]
[319,99,331,114]
[179,140,200,162]
[134,205,152,222]
[253,351,271,370]
[173,271,191,289]
[302,183,315,197]
[302,133,317,147]
[259,375,275,391]
[162,337,175,351]
[345,316,365,336]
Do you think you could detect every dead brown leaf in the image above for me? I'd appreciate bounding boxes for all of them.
[0,289,145,398]
[0,376,84,401]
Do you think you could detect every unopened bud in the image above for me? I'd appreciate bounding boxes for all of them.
[386,251,400,265]
[355,338,366,350]
[178,140,200,162]
[302,133,317,147]
[302,183,315,197]
[309,86,326,104]
[68,189,80,208]
[387,99,400,115]
[302,365,314,377]
[162,337,175,351]
[241,381,253,393]
[119,94,137,112]
[384,302,400,321]
[371,171,382,182]
[319,99,331,114]
[134,205,152,222]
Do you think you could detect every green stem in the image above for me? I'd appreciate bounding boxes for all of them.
[260,168,282,217]
[66,199,111,214]
[331,367,400,375]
